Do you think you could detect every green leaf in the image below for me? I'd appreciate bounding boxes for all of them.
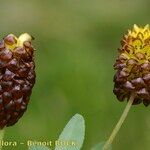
[55,114,85,150]
[91,141,112,150]
[29,145,51,150]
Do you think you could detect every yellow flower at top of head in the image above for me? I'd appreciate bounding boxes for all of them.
[113,24,150,106]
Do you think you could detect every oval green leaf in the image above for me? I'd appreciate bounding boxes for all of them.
[55,114,85,150]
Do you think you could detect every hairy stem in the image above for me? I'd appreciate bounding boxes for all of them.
[102,93,135,150]
[0,130,5,150]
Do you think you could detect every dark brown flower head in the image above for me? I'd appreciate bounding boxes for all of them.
[113,24,150,106]
[0,33,35,128]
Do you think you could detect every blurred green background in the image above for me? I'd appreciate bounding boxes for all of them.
[0,0,149,149]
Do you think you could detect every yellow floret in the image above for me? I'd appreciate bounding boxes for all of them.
[5,33,33,50]
[122,24,150,63]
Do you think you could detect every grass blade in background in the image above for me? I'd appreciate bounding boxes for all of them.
[55,114,85,150]
[91,142,112,150]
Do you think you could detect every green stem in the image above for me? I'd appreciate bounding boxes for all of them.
[0,130,5,150]
[102,93,135,150]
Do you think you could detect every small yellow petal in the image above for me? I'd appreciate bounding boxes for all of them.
[133,24,139,32]
[18,33,32,47]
